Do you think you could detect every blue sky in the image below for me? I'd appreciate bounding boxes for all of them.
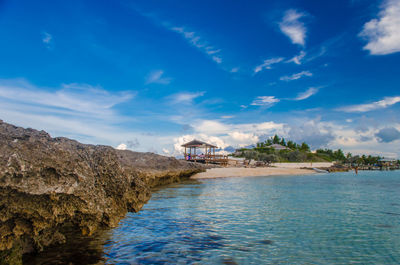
[0,0,400,157]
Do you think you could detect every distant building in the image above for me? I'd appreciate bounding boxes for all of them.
[377,158,399,170]
[269,144,290,151]
[378,158,398,166]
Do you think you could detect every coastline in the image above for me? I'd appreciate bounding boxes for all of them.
[191,162,334,179]
[191,166,316,179]
[0,120,205,264]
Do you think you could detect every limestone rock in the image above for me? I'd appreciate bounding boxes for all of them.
[0,120,204,263]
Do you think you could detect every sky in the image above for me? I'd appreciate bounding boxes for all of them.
[0,0,400,158]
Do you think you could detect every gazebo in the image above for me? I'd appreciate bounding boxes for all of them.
[181,139,228,165]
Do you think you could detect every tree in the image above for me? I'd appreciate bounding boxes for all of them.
[280,137,286,146]
[287,140,296,149]
[333,149,346,161]
[243,150,259,163]
[287,150,307,162]
[299,142,310,152]
[258,153,279,163]
[272,135,281,144]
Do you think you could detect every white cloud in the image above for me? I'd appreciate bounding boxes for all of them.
[170,91,205,104]
[206,48,221,55]
[286,119,335,149]
[194,120,284,137]
[294,87,319,100]
[145,70,172,85]
[228,131,259,143]
[172,120,285,156]
[195,120,230,135]
[0,78,151,149]
[116,143,127,150]
[170,26,223,64]
[337,96,400,112]
[254,57,284,73]
[251,96,280,107]
[280,70,312,81]
[279,9,307,46]
[359,0,400,55]
[212,55,222,64]
[174,118,400,157]
[287,50,306,64]
[230,67,239,73]
[42,31,53,49]
[0,79,134,116]
[162,148,170,154]
[42,32,52,43]
[221,115,234,119]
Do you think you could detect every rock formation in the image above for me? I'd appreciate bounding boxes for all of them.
[0,120,204,264]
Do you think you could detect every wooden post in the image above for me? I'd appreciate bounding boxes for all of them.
[205,146,208,164]
[213,147,215,161]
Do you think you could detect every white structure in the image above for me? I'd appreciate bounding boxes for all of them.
[269,144,290,150]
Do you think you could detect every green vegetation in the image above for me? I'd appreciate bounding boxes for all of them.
[233,135,382,164]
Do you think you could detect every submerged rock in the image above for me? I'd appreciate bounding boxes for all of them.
[0,120,204,264]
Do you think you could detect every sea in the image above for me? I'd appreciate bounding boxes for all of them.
[26,170,400,264]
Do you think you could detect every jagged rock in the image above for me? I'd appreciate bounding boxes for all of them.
[0,120,204,264]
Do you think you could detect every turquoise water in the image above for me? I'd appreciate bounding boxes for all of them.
[103,171,400,264]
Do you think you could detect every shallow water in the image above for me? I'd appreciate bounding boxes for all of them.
[29,171,400,264]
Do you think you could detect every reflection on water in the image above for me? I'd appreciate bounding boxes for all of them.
[27,171,400,264]
[23,226,111,265]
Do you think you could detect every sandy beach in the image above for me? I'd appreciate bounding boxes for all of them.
[191,167,315,179]
[191,162,334,179]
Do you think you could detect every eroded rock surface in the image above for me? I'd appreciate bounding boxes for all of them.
[0,120,204,264]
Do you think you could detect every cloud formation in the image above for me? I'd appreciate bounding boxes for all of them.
[254,57,284,73]
[116,143,127,150]
[287,51,306,64]
[286,119,335,149]
[359,0,400,55]
[250,96,280,107]
[0,79,134,116]
[279,9,307,46]
[280,70,312,81]
[145,70,172,85]
[375,127,400,142]
[171,26,223,64]
[230,67,239,73]
[0,79,151,148]
[172,119,285,155]
[170,91,205,104]
[338,96,400,112]
[42,31,53,49]
[294,87,319,100]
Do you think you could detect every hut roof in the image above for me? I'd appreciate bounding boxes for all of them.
[270,144,290,150]
[181,139,217,148]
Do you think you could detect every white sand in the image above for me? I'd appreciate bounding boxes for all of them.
[191,167,316,179]
[272,162,334,168]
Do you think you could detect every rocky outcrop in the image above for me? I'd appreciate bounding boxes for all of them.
[0,120,204,264]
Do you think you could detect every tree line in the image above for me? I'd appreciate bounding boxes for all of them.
[234,135,387,165]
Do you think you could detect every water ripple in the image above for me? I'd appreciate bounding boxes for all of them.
[28,171,400,264]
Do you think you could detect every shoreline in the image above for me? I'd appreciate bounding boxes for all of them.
[191,167,316,179]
